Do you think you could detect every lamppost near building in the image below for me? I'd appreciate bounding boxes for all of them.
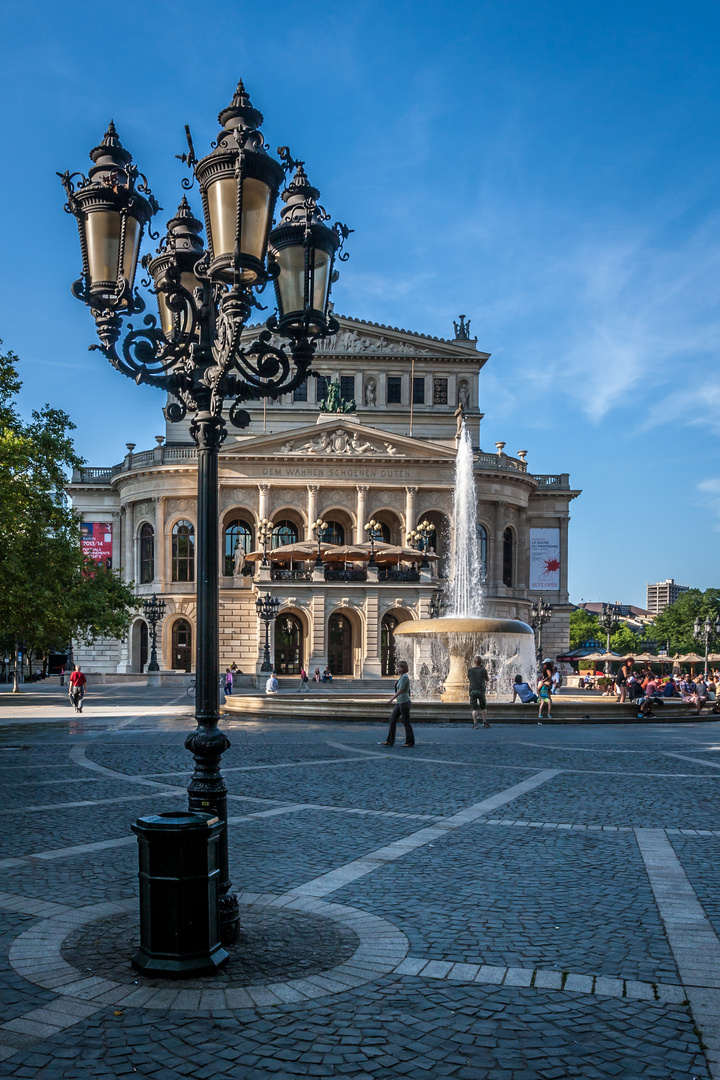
[256,592,280,673]
[311,518,328,568]
[597,602,621,672]
[408,519,432,569]
[59,78,349,945]
[257,519,274,567]
[693,614,720,680]
[142,595,166,673]
[364,518,381,568]
[529,599,552,665]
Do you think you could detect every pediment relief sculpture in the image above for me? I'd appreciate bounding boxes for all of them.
[280,429,402,456]
[315,329,435,356]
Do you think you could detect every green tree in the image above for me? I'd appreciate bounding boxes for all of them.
[0,343,138,668]
[649,589,720,656]
[609,624,641,655]
[569,608,603,650]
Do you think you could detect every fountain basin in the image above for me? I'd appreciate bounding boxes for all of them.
[394,617,534,702]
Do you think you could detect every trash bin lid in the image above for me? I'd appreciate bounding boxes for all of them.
[134,811,220,831]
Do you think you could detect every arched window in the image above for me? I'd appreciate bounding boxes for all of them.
[502,527,513,587]
[374,521,391,543]
[477,524,487,582]
[272,519,299,549]
[139,523,154,584]
[172,618,192,671]
[320,519,345,545]
[224,518,253,575]
[172,520,195,582]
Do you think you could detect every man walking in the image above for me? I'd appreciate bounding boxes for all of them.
[69,665,87,713]
[380,661,415,747]
[468,656,490,728]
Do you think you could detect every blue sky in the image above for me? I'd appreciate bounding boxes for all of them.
[2,0,718,607]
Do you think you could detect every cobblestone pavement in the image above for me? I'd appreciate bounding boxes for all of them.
[1,684,720,1078]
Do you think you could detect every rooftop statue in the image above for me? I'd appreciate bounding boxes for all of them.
[318,379,356,414]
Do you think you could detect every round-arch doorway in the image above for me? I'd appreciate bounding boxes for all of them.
[328,612,353,676]
[172,619,192,671]
[381,613,400,676]
[275,613,303,675]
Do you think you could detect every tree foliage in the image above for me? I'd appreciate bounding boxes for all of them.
[648,589,720,655]
[0,343,138,658]
[609,624,641,655]
[568,608,603,650]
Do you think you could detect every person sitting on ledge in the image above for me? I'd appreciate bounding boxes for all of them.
[265,672,279,694]
[321,667,333,683]
[512,675,538,704]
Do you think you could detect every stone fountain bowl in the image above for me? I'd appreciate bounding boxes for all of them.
[394,617,534,703]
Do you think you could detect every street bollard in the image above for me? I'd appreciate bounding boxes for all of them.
[131,811,229,977]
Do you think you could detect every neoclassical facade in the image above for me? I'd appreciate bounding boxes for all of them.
[68,315,579,676]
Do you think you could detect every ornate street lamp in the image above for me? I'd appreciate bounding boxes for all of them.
[693,614,720,680]
[363,519,381,568]
[597,602,621,672]
[142,595,167,673]
[257,519,274,567]
[59,78,350,946]
[311,517,328,568]
[408,519,432,569]
[530,599,553,665]
[256,592,280,673]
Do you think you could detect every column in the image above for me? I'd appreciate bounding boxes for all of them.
[308,594,327,669]
[405,486,418,542]
[355,486,368,543]
[363,593,382,677]
[307,485,318,539]
[258,483,269,521]
[155,497,166,590]
[125,502,135,583]
[516,508,529,590]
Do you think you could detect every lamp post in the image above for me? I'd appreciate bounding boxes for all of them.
[142,595,166,672]
[597,602,621,672]
[529,599,552,665]
[59,79,349,946]
[311,518,328,567]
[408,519,432,569]
[256,592,280,673]
[257,519,274,567]
[693,615,720,680]
[363,519,381,567]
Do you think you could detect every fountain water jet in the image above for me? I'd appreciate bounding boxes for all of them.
[394,422,535,702]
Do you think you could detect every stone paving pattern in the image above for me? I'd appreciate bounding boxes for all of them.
[0,683,718,1077]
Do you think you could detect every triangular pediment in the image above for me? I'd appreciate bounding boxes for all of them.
[240,314,488,362]
[222,416,458,461]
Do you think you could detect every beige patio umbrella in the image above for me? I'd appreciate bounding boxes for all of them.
[321,545,369,562]
[677,653,704,670]
[634,652,659,663]
[244,541,325,564]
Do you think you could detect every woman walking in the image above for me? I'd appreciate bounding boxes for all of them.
[380,661,415,747]
[297,667,310,693]
[616,657,634,704]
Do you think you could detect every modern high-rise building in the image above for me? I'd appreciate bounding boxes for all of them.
[646,579,689,615]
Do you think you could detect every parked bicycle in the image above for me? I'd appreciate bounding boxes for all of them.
[186,674,227,699]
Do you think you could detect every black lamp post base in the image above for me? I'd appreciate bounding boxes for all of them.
[220,893,241,946]
[131,944,229,978]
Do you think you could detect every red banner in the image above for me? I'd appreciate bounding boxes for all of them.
[80,522,113,569]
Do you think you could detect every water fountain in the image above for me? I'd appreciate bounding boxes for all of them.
[394,422,536,702]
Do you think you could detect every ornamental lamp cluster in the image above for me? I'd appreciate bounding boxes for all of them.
[408,519,433,568]
[257,519,274,565]
[311,517,329,567]
[58,78,351,423]
[363,518,381,567]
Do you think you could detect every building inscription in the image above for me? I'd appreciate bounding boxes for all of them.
[262,465,413,480]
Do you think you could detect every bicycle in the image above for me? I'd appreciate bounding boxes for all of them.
[186,674,227,699]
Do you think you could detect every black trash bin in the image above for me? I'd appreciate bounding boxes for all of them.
[131,811,229,977]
